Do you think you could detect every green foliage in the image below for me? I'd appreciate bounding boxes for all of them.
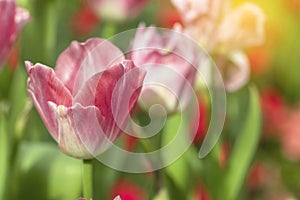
[222,86,262,200]
[0,114,8,199]
[12,142,82,200]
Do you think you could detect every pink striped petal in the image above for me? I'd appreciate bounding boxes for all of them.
[55,38,124,94]
[69,103,113,156]
[48,102,103,158]
[74,60,145,144]
[26,61,73,140]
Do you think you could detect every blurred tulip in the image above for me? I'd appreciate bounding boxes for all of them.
[0,0,30,68]
[247,162,268,189]
[70,2,100,37]
[87,0,148,22]
[172,0,265,51]
[171,0,265,91]
[280,107,300,161]
[260,89,287,136]
[110,179,147,200]
[156,1,182,29]
[193,183,211,200]
[25,38,146,159]
[128,24,200,114]
[157,8,182,29]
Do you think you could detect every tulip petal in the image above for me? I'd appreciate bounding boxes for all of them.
[0,0,15,66]
[55,38,125,94]
[69,103,115,157]
[74,60,145,143]
[48,102,106,158]
[222,51,250,91]
[26,61,73,140]
[15,7,31,32]
[217,3,265,50]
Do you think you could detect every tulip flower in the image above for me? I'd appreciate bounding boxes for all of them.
[25,38,146,159]
[70,2,100,37]
[260,89,287,136]
[171,0,265,91]
[110,179,147,200]
[128,24,201,114]
[0,0,30,68]
[87,0,149,21]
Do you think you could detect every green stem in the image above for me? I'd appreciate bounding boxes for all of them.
[101,22,117,39]
[82,159,93,199]
[10,101,32,167]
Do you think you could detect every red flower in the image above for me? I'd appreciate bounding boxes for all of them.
[110,179,147,200]
[157,9,181,28]
[0,0,30,68]
[26,38,146,159]
[260,89,287,136]
[247,162,268,189]
[193,183,211,200]
[280,107,300,161]
[71,3,100,37]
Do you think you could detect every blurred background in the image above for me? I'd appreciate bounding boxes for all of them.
[0,0,300,199]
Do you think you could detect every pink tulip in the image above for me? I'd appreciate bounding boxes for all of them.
[0,0,30,68]
[87,0,148,21]
[25,38,146,159]
[128,24,200,114]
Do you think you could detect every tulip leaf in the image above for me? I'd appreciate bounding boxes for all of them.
[162,113,196,194]
[222,86,261,200]
[0,114,8,199]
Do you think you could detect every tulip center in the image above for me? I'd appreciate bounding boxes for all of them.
[57,105,68,118]
[160,47,172,55]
